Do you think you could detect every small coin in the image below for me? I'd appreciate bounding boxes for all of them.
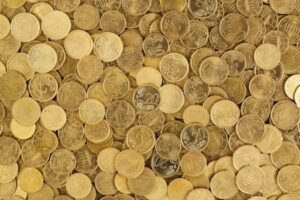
[203,126,228,157]
[100,10,126,34]
[10,118,36,140]
[42,10,71,40]
[277,165,300,193]
[0,163,18,184]
[143,34,169,57]
[181,151,207,177]
[160,10,189,41]
[7,53,34,80]
[136,67,162,87]
[49,149,76,175]
[78,99,105,125]
[32,129,58,154]
[74,4,100,31]
[18,167,43,193]
[103,72,130,99]
[66,173,92,199]
[97,147,120,173]
[156,133,181,160]
[256,124,283,154]
[0,71,26,101]
[21,140,50,168]
[117,46,144,72]
[95,171,118,196]
[40,104,66,131]
[159,84,185,114]
[114,174,131,195]
[144,176,167,200]
[233,145,261,170]
[249,74,276,99]
[199,57,229,85]
[186,188,215,200]
[87,83,112,107]
[181,124,209,152]
[74,146,98,174]
[12,97,41,126]
[259,165,280,195]
[271,141,299,168]
[94,32,124,62]
[241,96,271,122]
[236,165,264,195]
[188,0,217,18]
[168,178,193,200]
[210,171,239,199]
[0,14,10,40]
[151,153,180,178]
[254,43,281,70]
[128,168,156,196]
[263,30,289,54]
[284,74,300,99]
[114,150,145,178]
[221,50,246,76]
[269,0,296,14]
[183,76,210,104]
[122,0,151,16]
[28,43,58,73]
[183,105,209,127]
[133,84,160,111]
[11,13,40,42]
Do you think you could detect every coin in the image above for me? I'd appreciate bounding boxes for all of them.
[97,147,120,173]
[259,165,280,195]
[100,10,126,34]
[11,13,40,42]
[281,46,300,74]
[66,173,92,199]
[236,165,264,194]
[256,124,282,154]
[122,0,151,16]
[87,83,112,107]
[241,96,271,122]
[7,53,34,80]
[28,43,58,73]
[151,153,180,178]
[133,84,160,111]
[128,168,156,196]
[0,71,26,101]
[277,165,300,193]
[181,151,207,177]
[210,171,239,199]
[269,0,296,14]
[203,126,228,157]
[199,57,229,86]
[156,133,181,160]
[278,194,300,200]
[254,43,281,70]
[233,145,261,170]
[188,0,217,18]
[2,0,26,8]
[263,30,289,54]
[18,167,43,193]
[95,171,118,196]
[0,163,18,184]
[214,156,236,174]
[114,150,145,178]
[78,99,105,125]
[144,176,167,200]
[74,4,100,31]
[143,34,169,57]
[168,178,193,200]
[221,50,246,76]
[183,105,209,126]
[10,118,36,140]
[159,84,185,114]
[95,0,122,13]
[103,72,130,99]
[32,129,58,154]
[49,149,76,175]
[181,124,209,152]
[284,74,300,99]
[0,14,10,40]
[74,146,98,173]
[249,74,276,99]
[117,46,144,72]
[136,67,162,87]
[94,32,124,62]
[42,10,71,40]
[271,142,299,168]
[183,76,210,104]
[114,174,131,195]
[181,20,208,49]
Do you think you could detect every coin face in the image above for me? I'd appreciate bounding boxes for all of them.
[66,173,92,199]
[85,119,111,143]
[151,153,180,178]
[181,151,207,177]
[181,20,209,49]
[284,74,300,99]
[128,168,156,196]
[277,165,300,193]
[74,146,98,173]
[133,85,160,111]
[233,145,261,170]
[143,34,169,57]
[122,0,151,16]
[0,71,26,101]
[18,167,44,193]
[159,84,185,114]
[100,10,126,34]
[50,149,76,175]
[168,178,193,200]
[210,171,239,199]
[211,100,240,128]
[117,46,144,72]
[271,142,299,168]
[181,124,209,152]
[256,124,283,154]
[188,0,217,18]
[203,126,228,156]
[249,74,276,99]
[221,50,246,76]
[241,96,271,121]
[199,57,229,85]
[74,4,100,31]
[161,10,189,41]
[32,129,58,154]
[156,133,181,160]
[236,165,264,194]
[254,43,281,70]
[0,136,20,165]
[79,99,105,125]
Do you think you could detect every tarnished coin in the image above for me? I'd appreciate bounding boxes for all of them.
[254,43,281,70]
[11,13,40,42]
[32,129,58,154]
[79,99,105,125]
[256,124,283,154]
[21,140,50,167]
[159,84,185,114]
[168,178,193,200]
[49,149,76,175]
[281,46,300,75]
[284,74,300,99]
[126,125,155,154]
[40,104,67,130]
[249,74,276,99]
[143,34,169,57]
[263,30,289,54]
[95,171,118,196]
[133,84,160,111]
[188,0,217,18]
[187,188,215,200]
[203,126,228,157]
[10,118,36,140]
[95,0,122,13]
[52,0,81,13]
[233,145,261,170]
[42,10,71,40]
[181,124,209,152]
[277,165,300,193]
[271,142,299,168]
[74,146,98,174]
[183,76,210,104]
[210,171,239,199]
[117,46,144,72]
[160,10,189,41]
[199,57,229,86]
[220,13,248,43]
[66,173,92,199]
[85,119,111,144]
[210,100,240,128]
[103,72,130,99]
[241,96,271,122]
[236,114,265,144]
[181,151,207,177]
[115,150,145,178]
[0,136,20,165]
[97,147,120,173]
[245,17,266,45]
[28,43,58,73]
[100,10,126,34]
[94,32,124,62]
[74,4,100,31]
[236,165,264,194]
[87,83,112,107]
[138,109,165,132]
[0,71,26,101]
[0,14,10,40]
[18,167,43,193]
[221,50,246,76]
[128,168,156,196]
[151,153,180,178]
[12,97,41,126]
[156,133,181,160]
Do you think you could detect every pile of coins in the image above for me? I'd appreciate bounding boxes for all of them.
[0,0,300,199]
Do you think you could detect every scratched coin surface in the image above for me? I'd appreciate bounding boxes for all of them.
[133,84,160,111]
[181,124,209,152]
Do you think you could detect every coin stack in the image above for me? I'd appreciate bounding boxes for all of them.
[0,0,300,200]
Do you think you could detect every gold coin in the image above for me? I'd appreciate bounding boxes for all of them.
[64,30,93,60]
[209,26,235,51]
[128,168,156,196]
[144,176,167,200]
[87,83,112,107]
[57,82,86,111]
[30,2,54,20]
[221,50,246,76]
[117,46,144,72]
[259,165,280,195]
[0,180,17,199]
[49,149,76,175]
[183,105,209,126]
[186,188,215,200]
[151,153,180,178]
[233,145,261,170]
[100,10,126,34]
[66,173,92,199]
[181,151,207,177]
[94,32,124,62]
[214,156,236,174]
[159,84,185,114]
[0,71,26,101]
[281,46,300,74]
[190,48,217,75]
[18,167,43,193]
[10,118,35,140]
[74,4,100,31]
[254,43,281,70]
[42,10,71,40]
[115,150,145,179]
[210,171,239,199]
[12,97,40,126]
[245,17,266,45]
[142,34,169,57]
[241,96,271,122]
[278,15,300,46]
[0,163,18,184]
[256,124,283,154]
[183,76,210,104]
[156,133,181,160]
[284,74,300,99]
[126,125,155,154]
[160,53,189,83]
[236,165,264,194]
[2,0,26,8]
[220,77,247,104]
[181,124,209,152]
[95,0,122,13]
[84,119,111,144]
[0,14,10,40]
[74,146,98,174]
[210,100,240,128]
[160,0,186,11]
[78,99,105,125]
[114,174,131,195]
[277,165,300,193]
[249,74,276,99]
[263,30,289,54]
[188,0,217,18]
[103,72,130,99]
[278,194,300,200]
[97,147,120,173]
[0,34,21,57]
[199,57,229,85]
[236,114,265,144]
[40,104,66,131]
[136,67,162,87]
[28,43,58,73]
[0,61,6,76]
[203,126,228,157]
[32,129,58,154]
[271,100,299,130]
[122,0,151,16]
[7,53,34,80]
[28,183,54,200]
[269,0,296,14]
[11,13,40,42]
[181,20,208,49]
[236,0,263,17]
[133,84,160,111]
[21,139,49,167]
[160,10,189,41]
[168,178,193,200]
[95,171,118,196]
[271,142,299,168]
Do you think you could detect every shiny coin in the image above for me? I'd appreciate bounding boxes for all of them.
[0,14,10,39]
[156,133,181,160]
[66,173,92,199]
[133,84,160,111]
[181,151,207,177]
[159,84,185,114]
[18,167,43,193]
[236,165,264,194]
[79,99,105,125]
[254,43,281,70]
[181,124,209,152]
[40,105,67,131]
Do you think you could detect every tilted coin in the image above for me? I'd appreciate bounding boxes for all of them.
[66,173,92,199]
[18,167,44,193]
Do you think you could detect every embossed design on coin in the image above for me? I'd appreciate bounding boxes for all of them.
[156,133,181,160]
[188,0,217,18]
[143,34,169,57]
[181,124,209,152]
[133,85,160,111]
[50,149,76,175]
[151,153,180,178]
